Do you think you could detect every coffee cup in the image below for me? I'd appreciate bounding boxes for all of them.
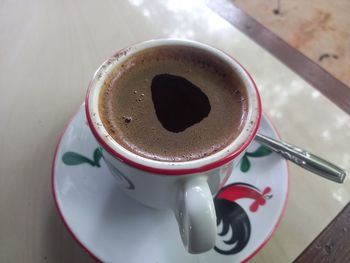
[85,39,261,254]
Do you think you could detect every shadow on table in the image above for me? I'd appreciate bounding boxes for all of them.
[45,208,95,263]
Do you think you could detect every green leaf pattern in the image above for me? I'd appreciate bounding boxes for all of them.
[62,147,103,167]
[93,148,103,167]
[240,155,251,172]
[246,146,272,157]
[240,146,272,173]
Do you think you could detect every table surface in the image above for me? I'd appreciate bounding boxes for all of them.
[1,0,349,262]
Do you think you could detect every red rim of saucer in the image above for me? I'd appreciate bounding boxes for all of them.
[51,106,102,263]
[85,45,262,176]
[241,113,290,263]
[51,106,289,263]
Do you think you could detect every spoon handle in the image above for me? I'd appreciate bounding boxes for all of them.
[255,133,346,183]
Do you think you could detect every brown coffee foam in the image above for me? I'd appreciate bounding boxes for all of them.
[99,46,248,162]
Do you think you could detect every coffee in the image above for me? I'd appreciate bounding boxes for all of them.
[99,46,248,162]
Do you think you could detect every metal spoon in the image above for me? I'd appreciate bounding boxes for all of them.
[255,133,347,183]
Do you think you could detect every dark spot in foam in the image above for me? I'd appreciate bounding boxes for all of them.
[123,116,132,123]
[151,74,211,133]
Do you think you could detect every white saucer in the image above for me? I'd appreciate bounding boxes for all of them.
[52,104,289,263]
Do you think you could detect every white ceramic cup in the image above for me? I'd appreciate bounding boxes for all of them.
[85,39,261,254]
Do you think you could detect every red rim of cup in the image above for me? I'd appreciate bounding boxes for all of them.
[85,41,262,175]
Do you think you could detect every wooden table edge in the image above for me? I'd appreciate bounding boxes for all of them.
[207,0,350,116]
[293,203,350,262]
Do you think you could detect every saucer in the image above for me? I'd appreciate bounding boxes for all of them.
[52,104,289,263]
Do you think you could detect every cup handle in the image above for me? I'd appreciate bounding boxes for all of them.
[173,176,217,254]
